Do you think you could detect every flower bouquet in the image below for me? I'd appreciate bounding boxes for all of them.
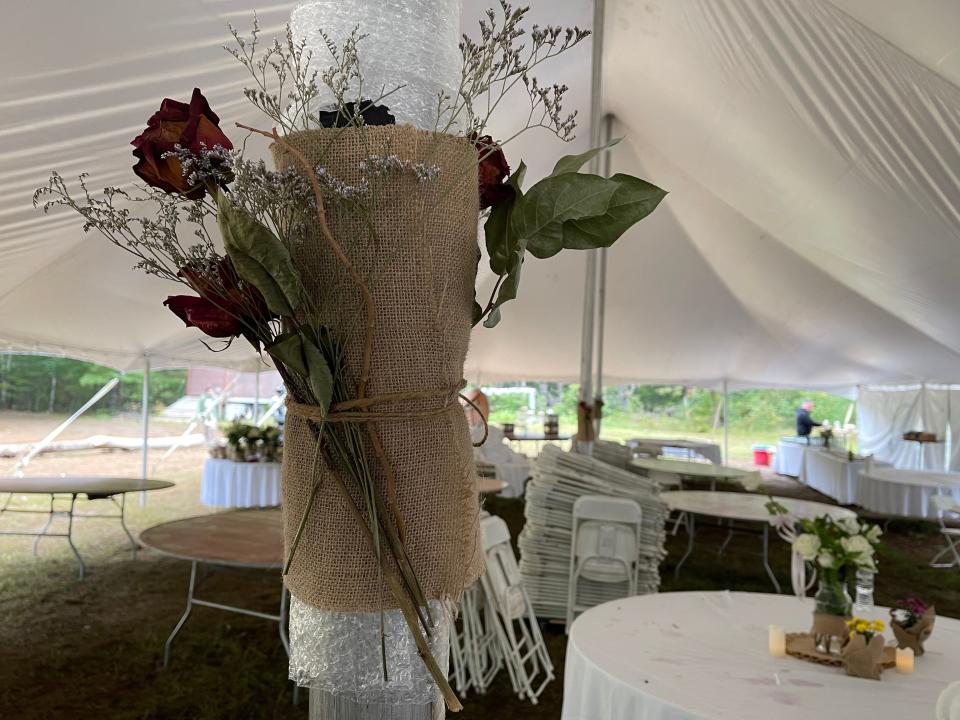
[792,516,882,653]
[224,420,282,462]
[890,597,936,656]
[34,2,665,710]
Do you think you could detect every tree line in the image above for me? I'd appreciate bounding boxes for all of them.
[0,355,186,414]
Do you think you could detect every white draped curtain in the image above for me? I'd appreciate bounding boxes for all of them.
[858,385,951,470]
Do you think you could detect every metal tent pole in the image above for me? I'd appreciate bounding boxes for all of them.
[593,114,614,438]
[139,358,150,506]
[576,0,606,452]
[722,379,730,464]
[254,365,261,420]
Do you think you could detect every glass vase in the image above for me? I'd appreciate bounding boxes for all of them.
[815,573,851,615]
[813,573,851,654]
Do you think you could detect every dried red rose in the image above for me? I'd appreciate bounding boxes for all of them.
[163,295,242,338]
[474,135,514,209]
[131,88,233,199]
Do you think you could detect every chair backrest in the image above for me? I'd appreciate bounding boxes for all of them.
[480,515,527,619]
[571,496,642,582]
[931,494,959,515]
[573,495,643,525]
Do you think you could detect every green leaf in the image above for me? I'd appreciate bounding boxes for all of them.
[562,174,667,250]
[216,193,305,317]
[264,331,334,413]
[550,137,622,177]
[265,332,309,377]
[514,174,619,259]
[482,257,522,328]
[479,162,528,327]
[302,338,334,412]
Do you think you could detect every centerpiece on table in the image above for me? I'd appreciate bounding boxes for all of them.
[890,596,936,655]
[792,516,882,653]
[223,420,282,462]
[33,1,666,711]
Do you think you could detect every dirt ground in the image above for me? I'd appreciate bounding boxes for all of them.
[0,413,958,719]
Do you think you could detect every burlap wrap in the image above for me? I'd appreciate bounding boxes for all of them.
[841,634,885,680]
[891,606,936,656]
[271,125,483,612]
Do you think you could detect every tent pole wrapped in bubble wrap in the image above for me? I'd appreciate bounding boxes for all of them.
[272,124,484,710]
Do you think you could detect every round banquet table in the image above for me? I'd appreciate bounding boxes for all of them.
[856,466,960,519]
[631,458,750,491]
[0,475,174,580]
[562,591,960,720]
[139,509,288,671]
[200,458,281,508]
[662,491,856,593]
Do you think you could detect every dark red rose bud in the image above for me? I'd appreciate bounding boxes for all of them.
[132,88,233,199]
[474,135,514,209]
[163,295,242,338]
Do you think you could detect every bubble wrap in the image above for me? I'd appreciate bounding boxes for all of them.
[291,0,463,131]
[289,595,451,705]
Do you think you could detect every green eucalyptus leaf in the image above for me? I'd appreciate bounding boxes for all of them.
[265,332,309,377]
[482,256,522,328]
[514,174,618,259]
[550,137,622,177]
[216,193,304,317]
[562,174,667,250]
[302,338,334,412]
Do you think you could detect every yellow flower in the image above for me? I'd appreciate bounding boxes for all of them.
[856,622,868,632]
[849,630,856,638]
[873,620,885,631]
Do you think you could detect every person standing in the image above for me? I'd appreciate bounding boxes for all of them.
[796,400,822,438]
[198,387,220,444]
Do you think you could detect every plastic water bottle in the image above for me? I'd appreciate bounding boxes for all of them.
[853,568,875,614]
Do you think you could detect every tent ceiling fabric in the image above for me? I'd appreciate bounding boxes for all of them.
[3,1,960,390]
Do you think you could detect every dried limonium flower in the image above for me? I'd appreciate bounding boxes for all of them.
[230,157,317,243]
[359,155,441,183]
[315,165,370,199]
[33,172,219,285]
[161,143,235,189]
[438,1,589,142]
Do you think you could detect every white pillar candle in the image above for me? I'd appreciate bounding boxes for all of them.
[768,625,787,657]
[896,647,915,674]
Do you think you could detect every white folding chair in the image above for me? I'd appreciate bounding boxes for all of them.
[566,495,642,629]
[929,494,960,569]
[479,514,554,704]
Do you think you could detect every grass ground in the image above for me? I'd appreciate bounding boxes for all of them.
[0,412,956,719]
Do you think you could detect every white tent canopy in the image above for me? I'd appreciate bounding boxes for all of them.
[4,1,960,391]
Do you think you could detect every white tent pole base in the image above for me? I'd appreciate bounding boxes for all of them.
[309,690,437,720]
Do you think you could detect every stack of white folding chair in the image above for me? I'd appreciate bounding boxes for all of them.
[519,445,667,619]
[449,514,554,704]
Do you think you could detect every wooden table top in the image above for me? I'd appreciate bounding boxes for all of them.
[0,476,174,499]
[139,509,283,569]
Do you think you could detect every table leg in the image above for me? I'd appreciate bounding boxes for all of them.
[32,494,55,556]
[65,494,86,581]
[116,493,139,558]
[762,524,781,593]
[716,526,735,557]
[674,513,696,578]
[164,560,198,667]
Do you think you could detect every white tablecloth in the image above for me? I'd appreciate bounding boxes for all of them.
[629,437,723,464]
[773,441,806,476]
[799,450,892,505]
[856,467,960,519]
[200,458,281,508]
[562,591,960,720]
